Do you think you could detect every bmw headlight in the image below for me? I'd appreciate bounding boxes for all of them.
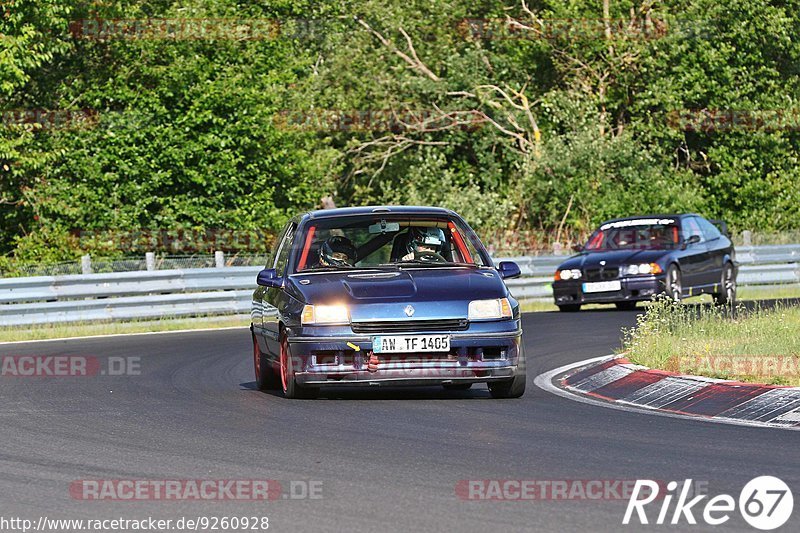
[301,304,350,325]
[468,298,513,320]
[555,268,582,281]
[623,263,663,276]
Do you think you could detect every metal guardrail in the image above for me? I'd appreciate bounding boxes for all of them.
[1,245,798,326]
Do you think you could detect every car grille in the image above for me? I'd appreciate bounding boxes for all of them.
[351,319,469,334]
[584,267,620,281]
[374,352,460,364]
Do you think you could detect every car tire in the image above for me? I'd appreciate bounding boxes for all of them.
[557,304,582,312]
[615,301,637,311]
[712,263,737,306]
[253,332,279,390]
[488,343,526,399]
[279,333,319,399]
[443,383,472,391]
[665,265,682,302]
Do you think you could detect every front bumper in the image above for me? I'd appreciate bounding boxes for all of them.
[285,321,522,387]
[553,275,666,305]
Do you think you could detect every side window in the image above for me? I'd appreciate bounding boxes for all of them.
[266,224,290,269]
[273,224,297,276]
[680,217,704,243]
[450,221,488,266]
[697,217,722,240]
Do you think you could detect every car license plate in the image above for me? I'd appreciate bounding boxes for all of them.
[372,335,450,353]
[582,280,622,293]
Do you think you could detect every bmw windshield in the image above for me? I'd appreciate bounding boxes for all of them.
[585,218,681,251]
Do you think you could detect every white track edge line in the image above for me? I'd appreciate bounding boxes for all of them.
[533,355,800,432]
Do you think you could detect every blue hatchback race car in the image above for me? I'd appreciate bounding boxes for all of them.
[250,206,525,399]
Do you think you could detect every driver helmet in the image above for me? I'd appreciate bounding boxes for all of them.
[406,227,446,256]
[319,236,357,267]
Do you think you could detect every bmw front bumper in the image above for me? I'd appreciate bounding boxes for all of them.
[553,275,666,305]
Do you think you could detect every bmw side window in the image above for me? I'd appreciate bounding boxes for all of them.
[698,218,722,240]
[273,224,297,276]
[681,217,704,243]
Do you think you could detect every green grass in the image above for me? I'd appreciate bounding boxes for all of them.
[622,298,800,386]
[0,315,251,343]
[738,285,800,301]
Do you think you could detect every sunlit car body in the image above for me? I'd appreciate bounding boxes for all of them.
[250,206,525,398]
[552,214,737,311]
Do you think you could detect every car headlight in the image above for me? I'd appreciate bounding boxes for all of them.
[468,298,513,320]
[623,263,663,276]
[555,268,582,281]
[301,304,350,325]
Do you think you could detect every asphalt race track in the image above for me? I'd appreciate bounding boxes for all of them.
[1,310,797,532]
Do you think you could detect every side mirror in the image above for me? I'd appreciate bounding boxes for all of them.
[571,244,584,252]
[683,235,701,248]
[498,261,521,280]
[256,268,282,288]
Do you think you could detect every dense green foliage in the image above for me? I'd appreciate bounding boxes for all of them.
[2,0,799,262]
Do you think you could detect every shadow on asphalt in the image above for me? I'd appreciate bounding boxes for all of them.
[239,381,499,400]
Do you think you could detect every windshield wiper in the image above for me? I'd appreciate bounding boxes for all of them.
[395,261,459,267]
[378,261,479,268]
[303,265,357,272]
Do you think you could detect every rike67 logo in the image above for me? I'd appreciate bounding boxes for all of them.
[624,477,794,530]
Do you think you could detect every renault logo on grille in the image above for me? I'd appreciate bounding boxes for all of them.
[404,305,415,317]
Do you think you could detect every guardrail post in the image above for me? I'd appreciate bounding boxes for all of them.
[145,252,155,271]
[742,230,752,247]
[81,254,92,275]
[215,250,225,268]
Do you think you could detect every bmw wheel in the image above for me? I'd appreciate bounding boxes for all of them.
[713,263,736,306]
[665,265,682,302]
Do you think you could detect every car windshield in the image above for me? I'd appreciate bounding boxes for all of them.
[294,215,489,272]
[585,219,681,251]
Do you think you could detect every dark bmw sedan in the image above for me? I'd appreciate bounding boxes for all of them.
[552,214,737,312]
[250,206,526,399]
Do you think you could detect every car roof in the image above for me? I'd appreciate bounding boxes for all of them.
[304,205,456,220]
[599,214,697,225]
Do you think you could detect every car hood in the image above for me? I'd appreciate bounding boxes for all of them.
[289,268,508,320]
[558,249,670,269]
